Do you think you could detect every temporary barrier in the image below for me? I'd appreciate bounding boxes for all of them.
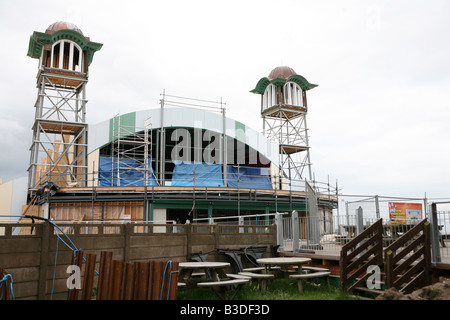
[171,162,225,187]
[226,165,272,190]
[98,156,158,186]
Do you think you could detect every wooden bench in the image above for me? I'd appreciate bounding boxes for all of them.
[302,266,330,273]
[197,278,249,300]
[238,272,274,293]
[227,273,251,280]
[242,266,281,273]
[242,267,265,272]
[289,271,331,293]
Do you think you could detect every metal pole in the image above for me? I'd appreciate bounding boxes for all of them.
[356,206,364,235]
[159,91,165,185]
[430,203,441,264]
[222,100,227,187]
[275,212,283,250]
[292,210,299,253]
[375,195,380,220]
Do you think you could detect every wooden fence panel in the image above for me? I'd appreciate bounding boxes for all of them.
[67,250,83,300]
[81,253,96,300]
[83,252,179,300]
[340,219,383,292]
[384,219,431,293]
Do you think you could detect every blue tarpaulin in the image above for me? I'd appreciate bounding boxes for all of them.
[171,162,225,187]
[226,165,272,190]
[99,156,158,186]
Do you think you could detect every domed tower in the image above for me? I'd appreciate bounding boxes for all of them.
[251,66,317,184]
[27,22,102,191]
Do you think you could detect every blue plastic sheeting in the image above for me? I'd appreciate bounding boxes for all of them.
[226,165,273,190]
[171,162,225,187]
[99,156,158,186]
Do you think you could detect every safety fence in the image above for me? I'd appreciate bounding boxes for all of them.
[192,205,450,267]
[279,210,449,266]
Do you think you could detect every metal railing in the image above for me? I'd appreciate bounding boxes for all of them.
[278,208,450,265]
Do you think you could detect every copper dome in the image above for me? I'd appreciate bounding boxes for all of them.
[45,21,84,35]
[267,66,297,80]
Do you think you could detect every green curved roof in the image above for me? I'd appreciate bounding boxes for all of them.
[250,74,318,94]
[27,29,103,65]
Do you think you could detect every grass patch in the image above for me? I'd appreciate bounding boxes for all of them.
[177,278,359,300]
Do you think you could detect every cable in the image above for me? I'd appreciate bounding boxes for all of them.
[5,215,97,300]
[160,260,179,300]
[0,274,15,300]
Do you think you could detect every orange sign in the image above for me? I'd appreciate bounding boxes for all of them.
[388,202,422,224]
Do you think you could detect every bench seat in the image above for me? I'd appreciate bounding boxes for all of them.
[197,279,249,288]
[197,279,249,300]
[242,267,264,272]
[238,272,274,292]
[302,266,330,273]
[238,272,274,279]
[289,271,331,293]
[227,273,251,280]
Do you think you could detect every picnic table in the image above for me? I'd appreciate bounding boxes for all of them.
[178,261,249,300]
[254,257,330,293]
[256,257,311,275]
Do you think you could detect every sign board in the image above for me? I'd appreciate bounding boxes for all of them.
[388,202,422,224]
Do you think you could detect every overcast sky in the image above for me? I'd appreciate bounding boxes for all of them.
[1,0,449,203]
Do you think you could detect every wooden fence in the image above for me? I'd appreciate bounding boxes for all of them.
[66,251,179,300]
[0,221,276,300]
[339,219,383,292]
[340,218,432,295]
[385,219,431,293]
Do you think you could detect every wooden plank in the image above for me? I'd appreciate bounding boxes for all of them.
[168,261,179,300]
[133,261,149,300]
[151,261,163,300]
[96,251,112,300]
[122,262,135,300]
[146,261,154,300]
[109,260,125,300]
[392,234,424,265]
[81,253,96,300]
[67,250,83,300]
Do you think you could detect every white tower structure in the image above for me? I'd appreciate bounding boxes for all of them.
[251,66,317,186]
[26,22,102,191]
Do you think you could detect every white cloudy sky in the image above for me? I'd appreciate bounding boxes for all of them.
[0,0,449,202]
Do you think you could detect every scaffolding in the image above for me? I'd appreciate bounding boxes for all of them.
[262,103,312,183]
[28,67,88,191]
[109,114,154,186]
[158,91,226,186]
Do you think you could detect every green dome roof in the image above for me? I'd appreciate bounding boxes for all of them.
[251,66,317,94]
[27,21,102,66]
